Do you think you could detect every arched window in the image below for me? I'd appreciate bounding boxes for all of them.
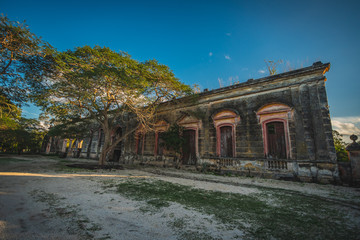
[256,103,293,159]
[213,110,240,157]
[177,114,202,165]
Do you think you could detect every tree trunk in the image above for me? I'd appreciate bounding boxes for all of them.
[99,129,111,165]
[98,123,140,166]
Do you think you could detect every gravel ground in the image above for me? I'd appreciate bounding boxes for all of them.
[0,155,359,239]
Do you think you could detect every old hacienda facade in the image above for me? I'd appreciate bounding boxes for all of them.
[44,62,339,183]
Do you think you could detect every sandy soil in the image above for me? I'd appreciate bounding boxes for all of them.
[0,155,359,240]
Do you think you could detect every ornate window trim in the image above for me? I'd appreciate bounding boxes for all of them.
[256,103,293,159]
[212,110,240,157]
[177,115,202,157]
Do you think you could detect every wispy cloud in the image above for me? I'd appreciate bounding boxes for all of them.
[209,52,213,57]
[331,116,360,142]
[226,33,231,36]
[224,55,231,60]
[332,116,360,124]
[258,69,266,74]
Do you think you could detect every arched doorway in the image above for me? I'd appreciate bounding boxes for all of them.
[182,129,197,165]
[177,114,201,165]
[212,110,240,157]
[256,103,293,159]
[220,126,233,157]
[266,122,286,159]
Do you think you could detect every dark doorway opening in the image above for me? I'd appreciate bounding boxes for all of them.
[182,129,196,165]
[157,132,164,156]
[266,122,286,159]
[137,133,143,155]
[220,126,233,157]
[111,127,122,162]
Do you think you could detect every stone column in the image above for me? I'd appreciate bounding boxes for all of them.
[346,134,360,186]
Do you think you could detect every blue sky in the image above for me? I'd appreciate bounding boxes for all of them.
[2,0,360,139]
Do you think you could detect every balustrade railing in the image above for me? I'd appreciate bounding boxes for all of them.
[217,158,235,166]
[266,160,288,170]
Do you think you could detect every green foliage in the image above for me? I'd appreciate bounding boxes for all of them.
[36,45,192,164]
[0,117,47,154]
[0,93,21,130]
[47,118,94,139]
[333,130,349,161]
[0,95,47,153]
[160,124,185,154]
[0,15,53,104]
[37,46,192,123]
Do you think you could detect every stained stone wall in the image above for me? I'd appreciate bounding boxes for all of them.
[50,62,339,183]
[121,62,338,183]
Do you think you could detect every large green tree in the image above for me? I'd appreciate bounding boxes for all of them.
[0,15,53,104]
[37,46,192,165]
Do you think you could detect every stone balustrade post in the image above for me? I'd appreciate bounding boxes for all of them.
[346,134,360,185]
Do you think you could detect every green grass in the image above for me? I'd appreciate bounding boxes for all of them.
[0,157,28,164]
[55,161,95,173]
[111,179,360,240]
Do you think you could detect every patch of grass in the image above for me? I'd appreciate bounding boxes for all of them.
[178,230,220,240]
[113,179,360,240]
[87,223,102,231]
[55,164,95,173]
[30,190,60,207]
[59,159,73,163]
[171,218,187,229]
[138,198,171,214]
[169,217,220,240]
[146,198,170,208]
[0,157,27,163]
[29,189,102,238]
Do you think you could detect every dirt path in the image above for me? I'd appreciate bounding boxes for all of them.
[0,155,359,240]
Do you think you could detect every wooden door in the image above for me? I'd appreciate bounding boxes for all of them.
[220,126,233,157]
[182,129,196,165]
[266,122,286,159]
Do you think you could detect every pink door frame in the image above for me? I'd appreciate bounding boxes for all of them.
[216,123,236,157]
[261,118,291,159]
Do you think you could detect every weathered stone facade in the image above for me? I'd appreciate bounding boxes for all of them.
[47,62,339,183]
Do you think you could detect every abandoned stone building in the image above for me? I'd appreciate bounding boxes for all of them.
[45,61,339,183]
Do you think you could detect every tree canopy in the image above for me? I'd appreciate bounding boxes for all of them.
[0,15,53,104]
[37,46,192,164]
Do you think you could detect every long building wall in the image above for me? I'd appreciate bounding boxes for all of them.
[48,62,339,183]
